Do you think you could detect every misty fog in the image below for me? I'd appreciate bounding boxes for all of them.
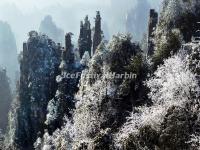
[0,0,162,53]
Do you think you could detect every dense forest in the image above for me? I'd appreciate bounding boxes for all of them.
[1,0,200,150]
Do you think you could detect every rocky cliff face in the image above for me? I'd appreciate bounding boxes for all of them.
[6,31,61,150]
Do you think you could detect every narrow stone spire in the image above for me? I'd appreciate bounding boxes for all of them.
[93,11,102,55]
[78,16,92,58]
[59,33,75,74]
[147,9,158,56]
[59,47,67,74]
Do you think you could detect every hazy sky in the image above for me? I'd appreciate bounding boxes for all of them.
[0,0,112,13]
[0,0,161,12]
[0,0,162,52]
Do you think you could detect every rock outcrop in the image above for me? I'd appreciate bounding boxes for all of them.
[93,11,103,55]
[78,16,92,58]
[147,9,158,56]
[6,31,61,150]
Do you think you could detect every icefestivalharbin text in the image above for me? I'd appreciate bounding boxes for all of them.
[57,72,137,79]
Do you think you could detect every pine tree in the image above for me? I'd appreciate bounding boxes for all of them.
[78,16,92,58]
[93,11,102,55]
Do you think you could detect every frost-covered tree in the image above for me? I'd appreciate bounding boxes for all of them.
[107,34,138,73]
[35,118,75,150]
[153,0,200,69]
[187,134,200,149]
[155,0,200,56]
[80,51,90,67]
[39,34,144,150]
[148,55,198,105]
[161,0,182,25]
[72,34,143,149]
[153,28,182,69]
[35,130,55,150]
[114,54,199,149]
[73,42,111,148]
[186,44,200,75]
